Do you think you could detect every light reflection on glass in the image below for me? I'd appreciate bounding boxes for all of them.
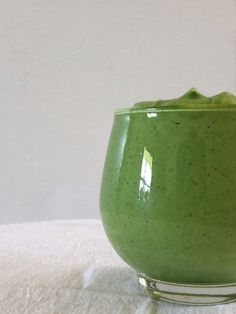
[147,112,157,118]
[139,147,153,201]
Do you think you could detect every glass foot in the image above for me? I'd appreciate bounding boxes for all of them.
[138,274,236,305]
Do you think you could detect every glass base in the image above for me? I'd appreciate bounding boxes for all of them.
[138,274,236,305]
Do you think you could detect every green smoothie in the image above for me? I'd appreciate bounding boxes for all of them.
[100,88,236,285]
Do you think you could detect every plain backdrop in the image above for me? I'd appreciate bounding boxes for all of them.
[0,0,235,223]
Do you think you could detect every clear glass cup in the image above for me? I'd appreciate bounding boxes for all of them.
[100,92,236,305]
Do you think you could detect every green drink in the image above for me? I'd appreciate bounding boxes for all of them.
[100,88,236,305]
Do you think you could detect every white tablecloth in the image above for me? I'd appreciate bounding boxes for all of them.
[0,219,236,314]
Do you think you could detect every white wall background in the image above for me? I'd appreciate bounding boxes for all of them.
[0,0,235,223]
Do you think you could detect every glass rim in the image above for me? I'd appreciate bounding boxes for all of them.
[114,107,236,115]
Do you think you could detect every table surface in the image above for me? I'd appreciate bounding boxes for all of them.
[0,219,235,314]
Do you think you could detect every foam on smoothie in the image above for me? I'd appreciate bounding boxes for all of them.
[133,88,236,110]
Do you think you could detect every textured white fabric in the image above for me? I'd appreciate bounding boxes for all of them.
[0,219,236,314]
